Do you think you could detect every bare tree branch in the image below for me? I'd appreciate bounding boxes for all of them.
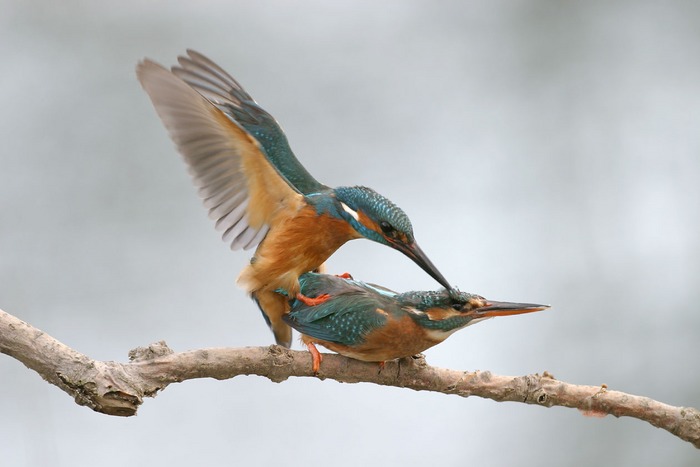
[2,308,699,448]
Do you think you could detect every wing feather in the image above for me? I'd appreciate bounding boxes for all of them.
[215,199,248,231]
[283,274,393,345]
[285,293,389,346]
[207,191,246,220]
[137,59,303,251]
[172,50,327,195]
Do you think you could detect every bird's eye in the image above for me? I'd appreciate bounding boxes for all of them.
[379,221,395,236]
[451,303,463,311]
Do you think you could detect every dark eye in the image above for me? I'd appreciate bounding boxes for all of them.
[451,303,463,311]
[379,221,395,236]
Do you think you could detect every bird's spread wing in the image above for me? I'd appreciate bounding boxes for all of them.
[171,50,327,195]
[137,60,304,251]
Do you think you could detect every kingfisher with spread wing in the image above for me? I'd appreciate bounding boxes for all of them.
[137,50,451,347]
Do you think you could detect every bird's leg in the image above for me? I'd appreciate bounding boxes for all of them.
[306,342,323,373]
[296,292,331,306]
[335,272,353,280]
[377,361,386,372]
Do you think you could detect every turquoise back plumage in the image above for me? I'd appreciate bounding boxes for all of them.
[218,95,325,195]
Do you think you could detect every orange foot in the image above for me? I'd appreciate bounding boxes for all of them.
[335,272,353,280]
[378,361,386,371]
[307,342,323,374]
[296,292,331,306]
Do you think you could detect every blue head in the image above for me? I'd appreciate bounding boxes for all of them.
[333,186,451,290]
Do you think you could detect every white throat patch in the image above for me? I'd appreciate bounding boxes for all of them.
[340,202,359,221]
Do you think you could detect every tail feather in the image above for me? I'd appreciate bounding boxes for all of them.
[251,290,292,348]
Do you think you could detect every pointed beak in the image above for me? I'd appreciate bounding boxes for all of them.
[393,241,452,290]
[475,300,550,318]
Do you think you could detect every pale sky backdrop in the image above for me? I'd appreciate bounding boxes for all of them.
[1,1,699,466]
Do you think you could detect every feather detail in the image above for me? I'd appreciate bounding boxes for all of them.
[136,59,303,251]
[171,50,327,195]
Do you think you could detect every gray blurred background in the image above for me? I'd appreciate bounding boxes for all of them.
[1,1,699,466]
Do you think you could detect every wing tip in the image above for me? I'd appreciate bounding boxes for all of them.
[135,58,165,77]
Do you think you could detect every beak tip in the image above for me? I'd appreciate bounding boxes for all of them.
[477,301,551,317]
[401,241,452,290]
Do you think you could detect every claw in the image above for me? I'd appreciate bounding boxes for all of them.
[296,292,331,306]
[307,342,323,373]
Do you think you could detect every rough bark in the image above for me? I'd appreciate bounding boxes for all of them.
[1,308,698,448]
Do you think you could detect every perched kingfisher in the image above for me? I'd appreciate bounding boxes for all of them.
[136,50,451,347]
[283,273,549,372]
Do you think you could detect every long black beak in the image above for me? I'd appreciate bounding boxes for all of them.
[475,300,550,317]
[394,241,452,290]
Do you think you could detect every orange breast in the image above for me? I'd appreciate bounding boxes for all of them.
[238,205,361,295]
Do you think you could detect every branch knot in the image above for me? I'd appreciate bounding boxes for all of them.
[128,341,174,362]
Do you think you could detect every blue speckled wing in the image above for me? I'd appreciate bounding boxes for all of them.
[171,50,327,195]
[284,274,392,346]
[284,294,389,347]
